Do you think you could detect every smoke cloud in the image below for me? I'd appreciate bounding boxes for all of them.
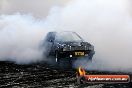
[0,0,69,18]
[0,14,45,64]
[0,0,132,72]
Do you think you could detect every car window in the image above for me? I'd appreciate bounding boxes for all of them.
[55,32,83,42]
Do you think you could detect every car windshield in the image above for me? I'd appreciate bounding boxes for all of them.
[55,32,83,42]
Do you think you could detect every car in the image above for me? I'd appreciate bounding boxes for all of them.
[40,31,95,65]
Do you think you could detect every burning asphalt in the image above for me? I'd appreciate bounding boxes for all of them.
[0,61,132,88]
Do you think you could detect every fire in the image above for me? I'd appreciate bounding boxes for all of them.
[78,66,86,76]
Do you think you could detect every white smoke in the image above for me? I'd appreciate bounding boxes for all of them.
[0,0,69,18]
[0,0,132,72]
[0,14,51,64]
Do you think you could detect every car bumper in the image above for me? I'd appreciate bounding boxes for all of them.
[58,50,95,60]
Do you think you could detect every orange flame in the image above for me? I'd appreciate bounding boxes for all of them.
[78,66,86,76]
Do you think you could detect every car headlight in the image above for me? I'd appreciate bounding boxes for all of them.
[57,43,66,47]
[85,46,89,50]
[63,45,71,51]
[63,48,67,51]
[63,46,69,51]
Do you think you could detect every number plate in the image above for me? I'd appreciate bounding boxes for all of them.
[75,52,84,56]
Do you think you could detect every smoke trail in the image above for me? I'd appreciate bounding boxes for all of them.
[0,0,132,72]
[0,14,50,64]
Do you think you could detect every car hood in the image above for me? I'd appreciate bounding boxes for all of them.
[55,41,91,47]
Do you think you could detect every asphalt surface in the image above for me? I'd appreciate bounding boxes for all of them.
[0,61,132,88]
